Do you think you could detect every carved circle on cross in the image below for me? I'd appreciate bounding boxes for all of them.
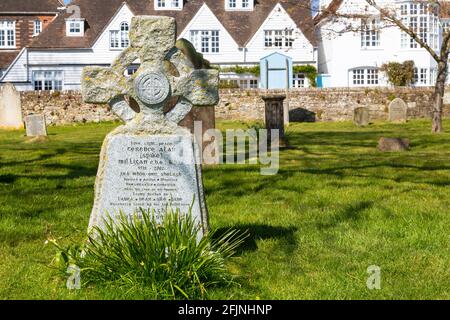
[134,71,171,107]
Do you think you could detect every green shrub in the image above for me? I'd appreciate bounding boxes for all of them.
[293,65,318,87]
[51,208,247,300]
[381,61,415,86]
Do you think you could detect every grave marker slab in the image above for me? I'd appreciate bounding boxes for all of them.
[389,98,407,123]
[82,16,218,236]
[25,114,47,137]
[353,107,370,127]
[0,83,23,129]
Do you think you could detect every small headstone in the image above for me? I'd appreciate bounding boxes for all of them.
[262,93,286,143]
[389,98,407,123]
[353,107,370,127]
[25,114,47,137]
[0,83,23,129]
[378,137,410,152]
[82,16,219,236]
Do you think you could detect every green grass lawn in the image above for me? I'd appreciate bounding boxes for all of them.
[0,119,449,299]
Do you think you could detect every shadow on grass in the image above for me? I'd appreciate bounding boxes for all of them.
[213,224,297,255]
[315,200,375,230]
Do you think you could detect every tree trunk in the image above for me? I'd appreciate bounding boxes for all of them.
[432,61,447,133]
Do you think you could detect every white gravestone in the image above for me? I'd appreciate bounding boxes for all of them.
[388,98,408,123]
[0,83,23,129]
[25,114,47,137]
[82,16,218,236]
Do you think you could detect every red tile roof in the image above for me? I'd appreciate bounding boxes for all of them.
[30,0,317,49]
[0,0,63,13]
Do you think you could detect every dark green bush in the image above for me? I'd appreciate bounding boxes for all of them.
[51,208,247,299]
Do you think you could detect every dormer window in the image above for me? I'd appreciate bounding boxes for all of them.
[66,19,84,37]
[155,0,183,10]
[225,0,253,11]
[33,20,42,36]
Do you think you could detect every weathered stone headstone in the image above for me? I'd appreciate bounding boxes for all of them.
[0,83,23,129]
[262,93,286,145]
[25,114,47,137]
[353,107,370,127]
[388,98,407,123]
[82,16,218,236]
[378,137,410,152]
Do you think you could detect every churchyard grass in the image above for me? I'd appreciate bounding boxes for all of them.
[0,119,448,299]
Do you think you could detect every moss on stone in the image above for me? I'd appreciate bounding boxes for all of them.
[175,39,211,69]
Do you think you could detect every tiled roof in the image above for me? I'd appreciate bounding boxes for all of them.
[30,0,317,49]
[0,0,62,13]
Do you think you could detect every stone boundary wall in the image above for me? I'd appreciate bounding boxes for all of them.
[20,91,118,125]
[217,87,450,122]
[19,88,450,126]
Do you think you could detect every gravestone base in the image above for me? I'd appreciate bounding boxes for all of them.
[89,117,208,236]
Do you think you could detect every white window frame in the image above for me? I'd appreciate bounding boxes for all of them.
[264,29,294,49]
[361,18,380,48]
[413,67,431,86]
[32,70,64,91]
[110,22,130,50]
[351,68,379,87]
[239,78,258,89]
[155,0,183,10]
[292,73,306,88]
[225,0,253,11]
[33,20,43,36]
[190,30,220,54]
[399,2,439,50]
[66,19,84,37]
[0,21,16,49]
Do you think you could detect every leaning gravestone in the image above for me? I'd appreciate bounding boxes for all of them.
[0,83,23,129]
[388,98,407,123]
[353,107,370,127]
[25,114,47,137]
[82,16,218,236]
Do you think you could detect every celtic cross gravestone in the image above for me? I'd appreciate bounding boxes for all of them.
[82,16,219,235]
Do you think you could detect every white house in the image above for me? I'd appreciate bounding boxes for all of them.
[0,0,318,91]
[316,0,443,88]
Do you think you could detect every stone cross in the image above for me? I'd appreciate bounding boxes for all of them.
[82,16,218,128]
[81,16,219,236]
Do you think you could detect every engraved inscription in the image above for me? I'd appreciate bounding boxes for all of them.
[135,71,170,106]
[98,135,201,223]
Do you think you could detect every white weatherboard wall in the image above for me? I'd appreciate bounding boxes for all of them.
[318,0,439,88]
[1,4,134,91]
[179,3,242,65]
[246,3,316,66]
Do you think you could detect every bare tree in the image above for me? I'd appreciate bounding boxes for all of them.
[317,0,449,133]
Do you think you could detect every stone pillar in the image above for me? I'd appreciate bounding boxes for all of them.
[261,93,286,143]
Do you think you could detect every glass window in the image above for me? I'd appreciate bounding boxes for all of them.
[264,29,294,48]
[34,20,42,36]
[110,22,129,49]
[293,74,306,88]
[361,18,380,48]
[400,2,439,50]
[190,30,220,53]
[33,71,63,91]
[352,68,379,86]
[0,21,15,48]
